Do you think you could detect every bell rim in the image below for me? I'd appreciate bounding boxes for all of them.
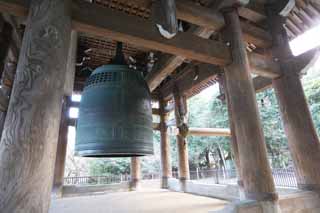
[74,150,154,158]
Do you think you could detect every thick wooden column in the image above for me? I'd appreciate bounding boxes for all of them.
[220,75,245,199]
[273,72,320,191]
[173,87,190,186]
[0,0,71,212]
[222,8,277,201]
[52,96,70,197]
[266,5,320,191]
[159,97,172,188]
[130,157,141,190]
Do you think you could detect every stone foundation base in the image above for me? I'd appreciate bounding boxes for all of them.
[51,185,63,199]
[130,179,140,191]
[210,200,281,213]
[161,177,169,189]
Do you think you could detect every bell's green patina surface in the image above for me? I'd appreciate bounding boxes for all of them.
[75,65,153,157]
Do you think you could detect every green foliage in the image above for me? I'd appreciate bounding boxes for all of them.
[89,158,130,176]
[256,89,290,168]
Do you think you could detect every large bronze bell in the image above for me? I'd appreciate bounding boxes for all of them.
[75,43,153,157]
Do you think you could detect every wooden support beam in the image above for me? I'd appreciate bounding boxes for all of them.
[159,98,172,188]
[0,0,72,212]
[71,0,231,66]
[167,126,231,137]
[249,53,281,78]
[146,1,272,92]
[188,127,231,137]
[159,52,280,101]
[222,74,244,196]
[130,157,141,190]
[145,27,214,92]
[161,64,221,101]
[268,5,320,192]
[52,96,70,198]
[64,30,77,96]
[238,1,266,23]
[0,1,272,73]
[253,76,273,93]
[176,0,271,47]
[153,0,178,35]
[222,7,277,201]
[292,48,320,73]
[173,88,190,183]
[148,51,279,93]
[0,0,232,66]
[0,0,271,49]
[159,76,273,111]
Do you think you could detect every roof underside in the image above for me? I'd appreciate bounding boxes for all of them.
[75,0,320,99]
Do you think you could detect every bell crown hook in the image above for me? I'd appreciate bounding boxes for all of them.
[111,42,127,65]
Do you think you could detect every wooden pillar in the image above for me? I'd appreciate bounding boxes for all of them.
[273,72,320,191]
[0,0,71,212]
[173,87,190,188]
[130,157,141,190]
[266,4,320,192]
[159,97,172,188]
[220,75,245,199]
[222,8,277,201]
[52,96,70,197]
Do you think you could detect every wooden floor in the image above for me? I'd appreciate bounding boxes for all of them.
[50,189,227,213]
